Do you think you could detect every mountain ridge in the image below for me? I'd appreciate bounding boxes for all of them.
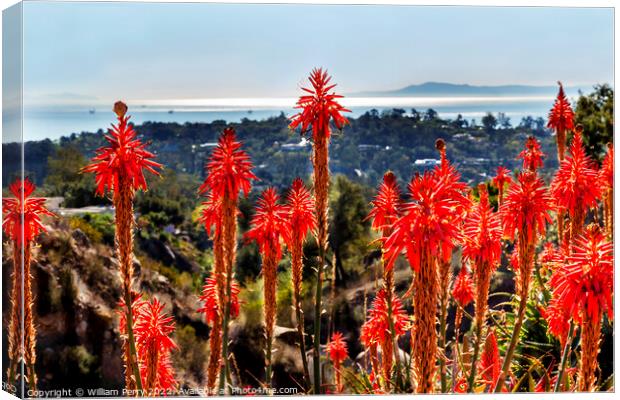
[352,81,588,97]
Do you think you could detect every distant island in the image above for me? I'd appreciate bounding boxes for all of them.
[354,81,589,97]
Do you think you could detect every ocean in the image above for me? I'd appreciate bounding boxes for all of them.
[21,95,556,142]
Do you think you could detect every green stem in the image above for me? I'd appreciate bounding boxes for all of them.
[554,322,575,392]
[438,295,448,393]
[294,299,311,391]
[123,289,144,393]
[265,333,273,388]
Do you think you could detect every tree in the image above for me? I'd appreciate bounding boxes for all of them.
[411,108,421,123]
[329,175,371,285]
[574,84,614,161]
[482,112,498,131]
[424,108,438,122]
[497,112,511,129]
[519,116,534,130]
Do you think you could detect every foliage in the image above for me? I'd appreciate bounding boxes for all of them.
[574,84,614,161]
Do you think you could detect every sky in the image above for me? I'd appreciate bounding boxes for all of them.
[20,2,614,106]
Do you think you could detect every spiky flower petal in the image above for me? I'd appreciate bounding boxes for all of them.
[82,102,162,195]
[452,266,475,308]
[289,68,350,140]
[2,178,54,246]
[198,275,241,326]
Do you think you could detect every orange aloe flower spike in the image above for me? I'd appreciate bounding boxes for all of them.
[2,178,54,247]
[82,102,162,195]
[452,265,475,308]
[289,68,350,140]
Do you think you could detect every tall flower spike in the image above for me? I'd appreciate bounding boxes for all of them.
[452,266,474,308]
[599,143,614,237]
[491,166,512,206]
[285,178,316,388]
[326,332,348,365]
[384,171,465,272]
[517,136,545,172]
[326,331,348,393]
[501,171,553,244]
[360,289,409,347]
[82,102,162,195]
[290,68,350,140]
[134,298,177,393]
[550,128,602,243]
[3,178,54,246]
[285,178,317,245]
[547,82,575,161]
[245,188,291,260]
[367,171,401,234]
[548,224,613,391]
[198,275,241,326]
[199,127,257,199]
[245,188,291,387]
[198,192,224,236]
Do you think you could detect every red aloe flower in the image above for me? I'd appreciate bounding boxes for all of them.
[82,102,162,195]
[198,275,241,326]
[492,166,512,206]
[285,178,317,245]
[285,178,316,386]
[480,330,501,388]
[367,171,402,234]
[462,185,503,272]
[538,242,565,269]
[543,298,571,346]
[550,130,601,243]
[550,225,613,325]
[2,178,54,246]
[501,171,553,244]
[599,143,613,236]
[360,289,409,347]
[326,331,348,365]
[199,127,257,199]
[134,298,177,392]
[452,266,475,308]
[289,68,350,140]
[245,188,291,260]
[548,224,613,391]
[245,188,291,386]
[198,192,224,236]
[548,82,575,133]
[384,171,465,272]
[548,82,575,161]
[517,136,545,172]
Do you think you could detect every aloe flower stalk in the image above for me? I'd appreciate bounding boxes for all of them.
[199,127,256,392]
[548,82,575,162]
[599,143,613,239]
[326,332,348,393]
[198,274,240,393]
[245,188,290,387]
[548,224,613,391]
[284,178,316,389]
[83,102,162,391]
[550,128,601,249]
[384,167,468,393]
[2,178,53,390]
[360,289,409,390]
[462,184,502,391]
[134,298,178,394]
[290,68,349,393]
[491,166,512,208]
[494,166,552,392]
[198,192,226,392]
[432,139,470,393]
[367,171,402,388]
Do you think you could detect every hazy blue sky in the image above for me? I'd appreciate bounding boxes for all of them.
[22,2,613,105]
